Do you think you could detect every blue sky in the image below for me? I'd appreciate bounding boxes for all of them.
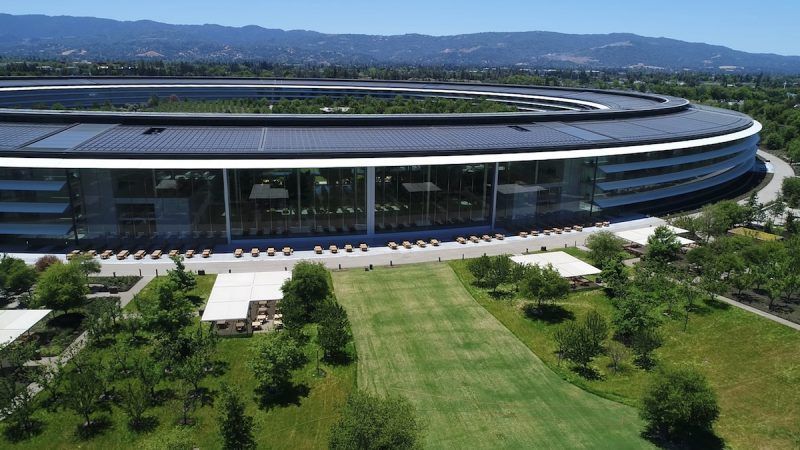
[2,0,797,56]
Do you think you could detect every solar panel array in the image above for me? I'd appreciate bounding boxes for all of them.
[0,123,69,150]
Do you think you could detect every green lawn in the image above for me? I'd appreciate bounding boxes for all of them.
[8,275,356,450]
[333,263,650,449]
[449,259,800,450]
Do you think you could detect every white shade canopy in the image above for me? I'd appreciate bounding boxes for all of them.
[201,272,291,322]
[0,309,52,345]
[614,225,694,246]
[511,252,601,278]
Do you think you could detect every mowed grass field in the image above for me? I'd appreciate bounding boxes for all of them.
[333,264,651,449]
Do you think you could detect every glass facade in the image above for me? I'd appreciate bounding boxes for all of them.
[0,136,759,250]
[227,167,367,238]
[374,164,493,232]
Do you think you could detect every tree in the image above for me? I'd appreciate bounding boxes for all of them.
[167,256,196,291]
[85,297,122,341]
[329,390,423,450]
[600,257,628,298]
[631,327,663,368]
[640,367,720,442]
[607,341,630,373]
[645,226,681,263]
[782,177,800,208]
[611,291,661,344]
[61,356,106,429]
[34,255,60,273]
[787,138,800,163]
[71,254,101,278]
[586,231,625,269]
[281,262,331,324]
[520,264,570,309]
[218,384,256,450]
[466,255,492,285]
[553,310,608,371]
[249,332,307,399]
[317,302,351,361]
[483,255,513,293]
[0,377,38,438]
[34,261,88,314]
[139,280,194,337]
[0,255,37,296]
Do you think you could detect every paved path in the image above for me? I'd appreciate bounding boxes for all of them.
[749,149,795,205]
[712,293,800,331]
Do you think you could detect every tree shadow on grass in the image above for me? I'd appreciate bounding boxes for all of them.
[523,303,575,324]
[152,387,175,407]
[487,289,514,300]
[572,365,603,381]
[128,415,159,433]
[75,415,112,440]
[206,359,230,377]
[323,351,354,367]
[256,382,310,410]
[3,419,44,443]
[47,312,85,329]
[643,427,724,450]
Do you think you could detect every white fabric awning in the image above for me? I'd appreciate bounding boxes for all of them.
[201,271,291,322]
[0,309,52,345]
[511,252,601,278]
[614,225,694,246]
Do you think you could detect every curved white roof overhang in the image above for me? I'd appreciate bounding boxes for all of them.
[0,121,761,170]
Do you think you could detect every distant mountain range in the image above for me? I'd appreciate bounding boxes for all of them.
[1,13,799,73]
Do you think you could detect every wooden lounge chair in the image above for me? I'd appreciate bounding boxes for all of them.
[402,240,412,249]
[564,226,572,232]
[359,243,369,252]
[134,250,146,260]
[150,249,162,259]
[595,222,603,228]
[330,245,339,254]
[430,239,440,246]
[314,245,323,254]
[202,249,211,258]
[416,240,426,248]
[66,249,81,261]
[456,236,467,244]
[87,249,97,257]
[282,247,293,256]
[555,228,563,234]
[169,249,179,257]
[388,241,398,250]
[101,250,113,260]
[543,229,552,235]
[251,248,260,257]
[494,233,505,240]
[345,244,353,253]
[603,221,611,227]
[234,248,243,258]
[574,225,583,232]
[482,234,492,242]
[185,249,195,258]
[117,250,130,260]
[519,231,529,238]
[469,235,480,243]
[267,247,276,256]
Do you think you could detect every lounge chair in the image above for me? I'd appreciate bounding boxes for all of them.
[150,249,162,259]
[345,244,353,253]
[134,250,146,260]
[202,249,211,258]
[116,250,130,260]
[388,241,398,250]
[359,243,369,252]
[555,228,563,234]
[519,231,529,238]
[482,234,492,242]
[282,247,293,256]
[494,233,505,240]
[234,248,243,258]
[267,247,276,256]
[564,227,572,232]
[330,245,339,254]
[87,250,97,257]
[456,236,467,244]
[531,230,540,236]
[543,229,552,236]
[603,221,611,227]
[574,225,583,232]
[66,250,81,261]
[101,250,113,260]
[595,222,603,228]
[416,240,426,248]
[469,235,480,243]
[169,249,179,257]
[402,241,412,249]
[430,239,440,246]
[251,248,260,257]
[314,245,323,254]
[185,249,195,258]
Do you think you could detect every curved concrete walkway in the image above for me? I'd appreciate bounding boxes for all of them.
[748,149,795,205]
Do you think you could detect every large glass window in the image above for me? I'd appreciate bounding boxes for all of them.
[374,164,492,232]
[228,167,367,238]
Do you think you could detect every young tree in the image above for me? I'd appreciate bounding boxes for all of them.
[606,341,630,374]
[520,264,570,310]
[600,257,628,298]
[329,390,423,450]
[553,310,609,371]
[218,384,256,450]
[466,255,492,285]
[631,327,663,368]
[34,261,88,314]
[175,378,197,426]
[71,254,101,279]
[167,256,196,291]
[119,377,152,430]
[781,177,800,208]
[249,332,307,399]
[483,255,514,294]
[0,377,38,438]
[640,367,720,442]
[0,255,37,295]
[281,261,331,323]
[586,231,625,269]
[61,357,106,430]
[85,297,122,341]
[645,226,681,263]
[317,302,352,361]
